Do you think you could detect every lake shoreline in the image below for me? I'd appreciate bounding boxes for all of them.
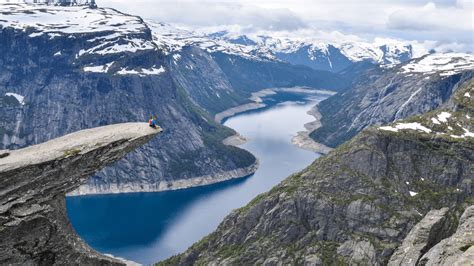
[214,86,336,124]
[67,97,325,264]
[69,86,333,196]
[68,160,259,196]
[291,105,334,154]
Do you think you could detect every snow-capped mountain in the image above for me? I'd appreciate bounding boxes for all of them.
[0,3,420,74]
[147,22,276,61]
[201,31,417,72]
[0,3,165,76]
[0,2,348,196]
[400,53,474,77]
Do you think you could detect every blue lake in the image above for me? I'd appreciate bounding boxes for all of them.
[66,93,326,265]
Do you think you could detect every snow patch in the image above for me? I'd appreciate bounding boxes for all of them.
[409,191,418,197]
[0,4,148,35]
[116,66,166,76]
[380,122,432,133]
[379,126,399,132]
[48,33,61,39]
[437,112,451,123]
[401,53,474,76]
[462,128,474,138]
[28,32,43,38]
[77,38,155,57]
[172,53,181,63]
[83,62,114,73]
[5,92,25,105]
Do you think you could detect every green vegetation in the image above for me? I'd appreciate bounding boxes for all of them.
[154,255,180,266]
[216,244,245,259]
[318,241,348,265]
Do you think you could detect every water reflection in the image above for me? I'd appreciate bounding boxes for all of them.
[67,93,326,264]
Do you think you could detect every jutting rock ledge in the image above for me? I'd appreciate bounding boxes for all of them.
[0,123,161,265]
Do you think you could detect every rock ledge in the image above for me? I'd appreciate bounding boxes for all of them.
[0,123,160,265]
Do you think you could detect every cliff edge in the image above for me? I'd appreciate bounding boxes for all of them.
[0,123,160,265]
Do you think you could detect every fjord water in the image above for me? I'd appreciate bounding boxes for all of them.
[66,94,326,264]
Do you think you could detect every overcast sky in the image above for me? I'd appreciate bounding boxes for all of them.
[103,0,472,52]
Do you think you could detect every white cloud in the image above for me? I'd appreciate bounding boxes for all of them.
[5,0,471,52]
[100,0,306,31]
[387,2,473,31]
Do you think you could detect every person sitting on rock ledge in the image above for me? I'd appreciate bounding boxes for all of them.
[148,115,158,129]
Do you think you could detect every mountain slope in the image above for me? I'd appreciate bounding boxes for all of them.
[205,32,416,73]
[310,53,474,148]
[0,3,257,194]
[160,79,473,265]
[148,22,348,115]
[0,3,353,194]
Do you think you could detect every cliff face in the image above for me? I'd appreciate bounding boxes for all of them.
[161,80,473,265]
[388,205,474,265]
[0,4,349,195]
[0,4,258,194]
[310,54,473,148]
[0,123,159,265]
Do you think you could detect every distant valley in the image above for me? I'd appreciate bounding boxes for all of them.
[0,1,473,265]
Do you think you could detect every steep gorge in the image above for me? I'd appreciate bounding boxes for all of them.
[0,4,347,194]
[161,79,473,265]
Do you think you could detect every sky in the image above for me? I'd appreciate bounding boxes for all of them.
[98,0,473,52]
[6,0,473,52]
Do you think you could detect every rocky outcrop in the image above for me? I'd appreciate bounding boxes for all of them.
[159,80,473,265]
[419,205,474,265]
[388,208,452,265]
[388,205,474,266]
[0,123,160,265]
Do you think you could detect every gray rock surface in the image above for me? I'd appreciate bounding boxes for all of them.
[311,63,473,148]
[388,208,451,265]
[419,205,474,265]
[159,79,473,265]
[0,4,349,195]
[0,123,160,265]
[0,6,257,195]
